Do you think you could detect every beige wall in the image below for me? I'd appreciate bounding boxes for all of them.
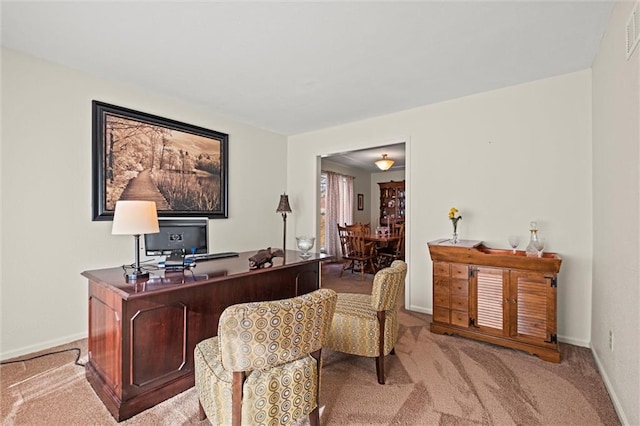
[289,71,593,348]
[591,2,640,424]
[0,48,289,358]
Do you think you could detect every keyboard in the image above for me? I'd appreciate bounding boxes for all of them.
[193,252,239,261]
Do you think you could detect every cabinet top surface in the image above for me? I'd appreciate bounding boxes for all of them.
[427,239,562,273]
[82,250,330,299]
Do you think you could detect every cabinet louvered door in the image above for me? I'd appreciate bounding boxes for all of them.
[473,267,507,336]
[508,270,557,347]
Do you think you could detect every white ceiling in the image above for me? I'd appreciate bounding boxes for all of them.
[1,1,613,137]
[322,142,406,173]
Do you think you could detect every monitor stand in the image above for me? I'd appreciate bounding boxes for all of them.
[166,252,184,263]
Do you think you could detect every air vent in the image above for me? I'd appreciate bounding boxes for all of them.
[626,1,640,59]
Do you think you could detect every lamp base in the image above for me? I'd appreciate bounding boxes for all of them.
[125,270,149,282]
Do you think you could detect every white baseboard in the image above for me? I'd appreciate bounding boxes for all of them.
[405,304,431,315]
[557,334,589,348]
[591,346,629,425]
[1,332,87,362]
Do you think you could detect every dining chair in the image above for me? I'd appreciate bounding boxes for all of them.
[194,288,338,426]
[338,224,376,280]
[325,260,408,384]
[377,223,405,269]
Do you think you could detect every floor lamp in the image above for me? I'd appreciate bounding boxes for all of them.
[276,194,292,252]
[112,200,160,282]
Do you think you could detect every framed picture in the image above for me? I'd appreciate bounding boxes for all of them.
[92,101,228,220]
[357,193,364,211]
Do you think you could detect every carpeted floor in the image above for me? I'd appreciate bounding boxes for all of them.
[1,262,620,425]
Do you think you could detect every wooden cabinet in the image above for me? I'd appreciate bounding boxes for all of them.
[428,239,562,363]
[378,180,405,226]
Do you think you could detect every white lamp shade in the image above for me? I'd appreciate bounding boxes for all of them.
[112,201,160,235]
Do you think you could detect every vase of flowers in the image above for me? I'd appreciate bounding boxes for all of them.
[448,207,462,244]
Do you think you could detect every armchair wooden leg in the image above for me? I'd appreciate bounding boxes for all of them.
[376,354,385,385]
[376,310,386,384]
[232,371,245,426]
[309,349,322,426]
[198,400,206,421]
[309,406,320,426]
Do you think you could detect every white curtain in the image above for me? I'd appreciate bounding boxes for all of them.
[325,171,354,259]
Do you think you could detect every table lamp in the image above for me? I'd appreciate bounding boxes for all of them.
[276,194,292,252]
[112,200,159,281]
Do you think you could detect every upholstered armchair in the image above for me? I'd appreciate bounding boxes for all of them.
[325,260,408,384]
[195,288,337,426]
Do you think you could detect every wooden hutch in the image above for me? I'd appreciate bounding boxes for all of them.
[378,180,405,227]
[427,239,563,363]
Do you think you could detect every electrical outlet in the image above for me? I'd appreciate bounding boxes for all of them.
[609,330,614,351]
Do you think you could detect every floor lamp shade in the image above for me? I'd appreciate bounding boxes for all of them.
[112,201,160,235]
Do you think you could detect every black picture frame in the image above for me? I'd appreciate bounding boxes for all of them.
[357,193,364,211]
[92,101,229,220]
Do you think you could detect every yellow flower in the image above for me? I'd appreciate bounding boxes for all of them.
[448,207,459,219]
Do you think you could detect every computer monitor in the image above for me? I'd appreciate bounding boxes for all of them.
[144,218,209,256]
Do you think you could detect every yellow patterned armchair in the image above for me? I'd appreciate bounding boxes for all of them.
[325,260,408,384]
[195,288,337,426]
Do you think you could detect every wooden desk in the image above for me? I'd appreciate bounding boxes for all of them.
[82,250,328,421]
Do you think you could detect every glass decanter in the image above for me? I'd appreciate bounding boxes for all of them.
[525,221,539,257]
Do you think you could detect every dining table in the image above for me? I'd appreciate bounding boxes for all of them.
[365,233,400,248]
[364,233,401,271]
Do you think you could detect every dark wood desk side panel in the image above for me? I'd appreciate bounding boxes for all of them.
[88,281,123,398]
[86,259,321,421]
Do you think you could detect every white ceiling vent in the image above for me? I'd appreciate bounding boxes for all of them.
[626,1,640,59]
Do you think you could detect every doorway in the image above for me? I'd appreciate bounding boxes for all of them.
[318,143,406,257]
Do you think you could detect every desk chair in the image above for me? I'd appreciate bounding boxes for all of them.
[195,288,337,426]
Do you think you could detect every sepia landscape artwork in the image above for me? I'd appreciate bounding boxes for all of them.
[92,101,228,220]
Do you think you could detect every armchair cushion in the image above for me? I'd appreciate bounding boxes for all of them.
[325,293,398,357]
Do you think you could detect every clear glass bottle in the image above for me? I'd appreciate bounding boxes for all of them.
[525,221,539,257]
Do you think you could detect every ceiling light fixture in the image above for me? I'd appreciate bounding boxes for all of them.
[375,154,394,171]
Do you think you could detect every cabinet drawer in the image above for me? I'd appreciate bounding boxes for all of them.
[434,262,449,277]
[434,287,450,308]
[434,276,449,289]
[433,307,450,324]
[451,264,468,279]
[451,294,468,312]
[451,279,468,295]
[451,311,469,327]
